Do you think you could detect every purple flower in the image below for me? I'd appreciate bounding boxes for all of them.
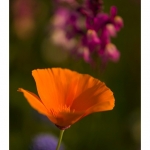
[30,133,65,150]
[82,29,101,51]
[52,7,70,29]
[114,16,124,31]
[85,5,123,64]
[51,7,77,50]
[50,0,124,69]
[102,43,120,62]
[110,6,124,31]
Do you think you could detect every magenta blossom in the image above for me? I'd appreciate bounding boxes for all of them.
[50,0,123,69]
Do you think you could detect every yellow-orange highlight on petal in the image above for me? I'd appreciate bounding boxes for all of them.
[18,68,115,129]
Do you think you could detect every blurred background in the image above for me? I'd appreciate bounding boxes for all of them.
[10,0,140,150]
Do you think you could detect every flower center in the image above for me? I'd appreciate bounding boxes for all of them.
[50,105,75,117]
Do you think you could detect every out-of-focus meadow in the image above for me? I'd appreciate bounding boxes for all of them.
[10,0,140,150]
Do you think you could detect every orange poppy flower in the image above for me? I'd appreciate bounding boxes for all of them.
[18,68,115,129]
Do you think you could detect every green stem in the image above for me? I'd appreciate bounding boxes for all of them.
[56,130,65,150]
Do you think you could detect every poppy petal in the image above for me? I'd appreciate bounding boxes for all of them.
[74,74,101,95]
[18,88,48,115]
[48,68,79,106]
[64,73,101,106]
[84,94,115,116]
[32,69,59,109]
[71,82,114,111]
[32,68,81,108]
